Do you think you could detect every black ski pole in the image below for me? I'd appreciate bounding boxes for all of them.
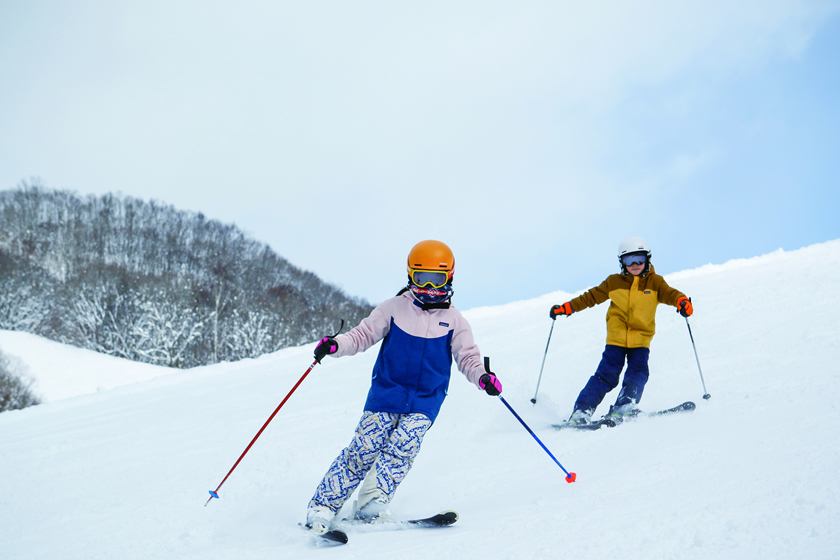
[530,320,556,404]
[684,316,711,400]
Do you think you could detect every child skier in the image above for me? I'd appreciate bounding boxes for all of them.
[549,237,693,424]
[305,240,503,534]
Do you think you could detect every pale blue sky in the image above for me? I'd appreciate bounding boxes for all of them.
[1,1,838,310]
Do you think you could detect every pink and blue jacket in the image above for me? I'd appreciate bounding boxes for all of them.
[331,291,486,423]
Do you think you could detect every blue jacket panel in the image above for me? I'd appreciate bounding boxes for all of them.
[364,318,454,423]
[331,292,486,424]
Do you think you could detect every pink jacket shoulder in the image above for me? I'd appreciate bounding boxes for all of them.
[333,292,485,388]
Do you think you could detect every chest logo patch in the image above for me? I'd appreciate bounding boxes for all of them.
[439,322,450,327]
[644,291,652,294]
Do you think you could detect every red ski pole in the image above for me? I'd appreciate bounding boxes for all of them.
[206,322,343,506]
[205,358,320,506]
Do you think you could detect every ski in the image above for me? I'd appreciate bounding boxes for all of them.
[647,401,696,417]
[300,523,349,545]
[552,401,696,430]
[552,418,614,431]
[405,510,458,527]
[299,511,456,546]
[342,510,459,530]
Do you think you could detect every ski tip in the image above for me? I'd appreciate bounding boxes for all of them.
[208,490,219,499]
[300,523,348,545]
[440,510,459,522]
[565,472,577,483]
[317,529,348,545]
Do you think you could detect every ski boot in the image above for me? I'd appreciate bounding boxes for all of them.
[353,496,394,523]
[305,506,336,535]
[568,408,594,425]
[606,403,641,425]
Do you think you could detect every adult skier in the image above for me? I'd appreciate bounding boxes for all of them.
[549,237,693,424]
[305,240,503,535]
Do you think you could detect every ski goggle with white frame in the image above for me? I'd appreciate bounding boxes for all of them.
[409,269,450,289]
[621,253,648,267]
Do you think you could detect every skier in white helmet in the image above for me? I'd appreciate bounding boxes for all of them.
[549,237,693,424]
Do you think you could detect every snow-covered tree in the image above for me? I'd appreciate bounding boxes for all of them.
[0,347,40,412]
[0,182,373,368]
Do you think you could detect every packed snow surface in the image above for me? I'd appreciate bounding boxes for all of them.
[1,240,839,559]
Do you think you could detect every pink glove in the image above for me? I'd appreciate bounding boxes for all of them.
[314,336,338,363]
[479,373,502,396]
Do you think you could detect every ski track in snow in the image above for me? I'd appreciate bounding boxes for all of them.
[1,240,839,559]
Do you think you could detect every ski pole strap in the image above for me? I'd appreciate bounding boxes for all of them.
[497,394,576,483]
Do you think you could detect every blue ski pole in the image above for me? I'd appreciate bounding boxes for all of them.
[485,358,576,483]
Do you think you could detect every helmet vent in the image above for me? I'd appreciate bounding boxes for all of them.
[407,240,455,274]
[410,262,449,268]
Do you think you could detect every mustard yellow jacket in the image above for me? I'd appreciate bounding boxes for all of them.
[569,265,685,349]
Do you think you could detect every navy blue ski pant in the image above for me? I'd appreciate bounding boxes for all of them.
[574,345,650,412]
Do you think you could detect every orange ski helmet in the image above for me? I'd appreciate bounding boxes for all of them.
[407,240,455,287]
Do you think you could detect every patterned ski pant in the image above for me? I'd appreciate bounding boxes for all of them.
[308,411,432,515]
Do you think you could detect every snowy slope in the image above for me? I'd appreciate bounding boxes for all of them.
[1,240,839,560]
[0,330,173,402]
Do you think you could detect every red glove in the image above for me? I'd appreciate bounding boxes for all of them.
[676,296,693,318]
[550,302,574,319]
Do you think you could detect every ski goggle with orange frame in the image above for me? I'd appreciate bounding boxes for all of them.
[409,269,451,288]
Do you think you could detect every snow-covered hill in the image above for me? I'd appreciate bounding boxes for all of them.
[1,240,839,560]
[0,330,173,402]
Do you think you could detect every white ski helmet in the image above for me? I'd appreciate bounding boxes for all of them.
[617,237,651,259]
[617,237,652,274]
